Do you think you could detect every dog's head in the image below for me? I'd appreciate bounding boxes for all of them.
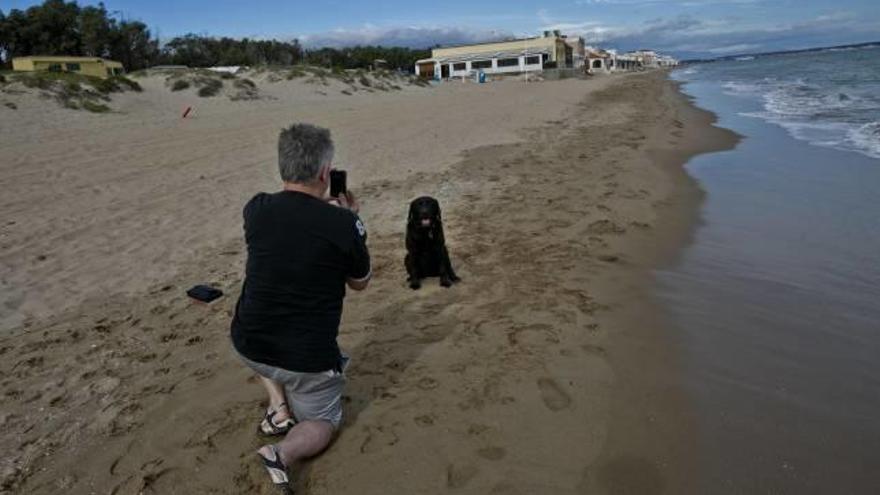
[408,196,441,229]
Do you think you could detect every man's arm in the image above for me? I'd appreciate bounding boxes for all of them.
[343,194,371,291]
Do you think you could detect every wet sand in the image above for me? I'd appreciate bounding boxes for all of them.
[0,71,737,494]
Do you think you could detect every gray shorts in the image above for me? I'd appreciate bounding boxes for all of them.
[238,352,349,429]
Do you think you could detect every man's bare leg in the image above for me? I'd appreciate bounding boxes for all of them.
[258,375,291,422]
[259,419,335,465]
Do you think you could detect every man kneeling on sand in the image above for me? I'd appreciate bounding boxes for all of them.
[230,123,370,494]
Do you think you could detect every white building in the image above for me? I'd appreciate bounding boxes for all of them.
[585,46,616,73]
[414,31,573,79]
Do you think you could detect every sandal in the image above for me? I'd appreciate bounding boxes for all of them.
[257,445,293,495]
[259,402,294,436]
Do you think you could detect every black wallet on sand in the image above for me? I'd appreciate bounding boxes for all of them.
[187,285,223,303]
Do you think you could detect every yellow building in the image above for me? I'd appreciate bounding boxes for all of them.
[12,56,125,79]
[415,31,573,79]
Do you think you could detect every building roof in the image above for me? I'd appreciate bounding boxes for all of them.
[434,36,549,51]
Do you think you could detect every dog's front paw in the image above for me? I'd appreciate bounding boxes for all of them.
[408,279,422,290]
[440,278,453,288]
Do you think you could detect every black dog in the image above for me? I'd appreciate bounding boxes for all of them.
[405,196,460,289]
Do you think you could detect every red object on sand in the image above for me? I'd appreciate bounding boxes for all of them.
[182,106,193,118]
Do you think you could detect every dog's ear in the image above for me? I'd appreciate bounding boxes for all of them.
[407,201,416,224]
[431,198,442,221]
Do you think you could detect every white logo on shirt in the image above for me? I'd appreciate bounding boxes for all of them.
[355,219,366,237]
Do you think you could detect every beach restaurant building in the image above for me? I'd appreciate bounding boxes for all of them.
[414,31,573,79]
[12,56,125,79]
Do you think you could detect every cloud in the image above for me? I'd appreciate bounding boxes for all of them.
[294,9,880,59]
[299,25,513,49]
[540,10,880,58]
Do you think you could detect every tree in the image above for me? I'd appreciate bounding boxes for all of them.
[29,0,81,55]
[0,1,425,71]
[108,19,158,70]
[79,3,111,57]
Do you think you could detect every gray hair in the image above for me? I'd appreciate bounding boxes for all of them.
[278,123,335,183]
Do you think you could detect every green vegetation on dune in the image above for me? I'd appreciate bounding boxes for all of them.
[170,79,191,91]
[160,69,263,100]
[7,71,141,112]
[196,78,222,97]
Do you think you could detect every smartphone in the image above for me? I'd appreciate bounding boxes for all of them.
[330,169,347,198]
[187,285,223,303]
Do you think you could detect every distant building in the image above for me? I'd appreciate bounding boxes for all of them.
[207,66,244,74]
[12,56,125,79]
[585,47,616,73]
[618,50,678,68]
[564,37,587,68]
[414,30,574,79]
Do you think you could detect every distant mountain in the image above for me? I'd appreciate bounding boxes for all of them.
[681,41,880,64]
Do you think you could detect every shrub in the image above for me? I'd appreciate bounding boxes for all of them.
[113,76,142,92]
[197,78,223,97]
[230,78,260,101]
[171,79,191,91]
[63,80,82,94]
[20,74,54,90]
[286,67,306,79]
[358,75,371,87]
[219,72,236,80]
[91,77,119,93]
[82,101,110,113]
[90,76,140,94]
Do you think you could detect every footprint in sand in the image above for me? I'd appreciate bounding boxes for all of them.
[587,220,626,235]
[477,446,507,461]
[447,464,479,489]
[414,414,435,427]
[581,344,607,356]
[537,378,572,411]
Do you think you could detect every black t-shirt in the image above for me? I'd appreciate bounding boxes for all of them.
[230,190,370,372]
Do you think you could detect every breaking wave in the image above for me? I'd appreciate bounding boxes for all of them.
[721,77,880,160]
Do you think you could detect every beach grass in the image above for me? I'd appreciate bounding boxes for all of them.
[196,78,223,97]
[171,79,191,91]
[9,71,141,111]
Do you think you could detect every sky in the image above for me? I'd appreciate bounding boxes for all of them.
[3,0,880,58]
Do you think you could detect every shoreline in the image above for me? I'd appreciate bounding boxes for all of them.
[586,76,740,494]
[0,71,739,494]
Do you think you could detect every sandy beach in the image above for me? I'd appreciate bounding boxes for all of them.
[0,70,737,494]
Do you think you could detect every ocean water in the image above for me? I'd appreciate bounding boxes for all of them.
[665,46,880,494]
[683,45,880,159]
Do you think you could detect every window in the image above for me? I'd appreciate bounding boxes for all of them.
[65,63,81,72]
[48,64,62,72]
[525,56,540,65]
[497,58,519,67]
[471,60,492,69]
[452,62,466,71]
